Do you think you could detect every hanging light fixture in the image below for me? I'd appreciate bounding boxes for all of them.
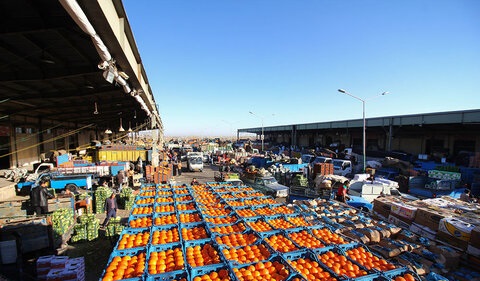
[104,128,112,134]
[119,117,125,132]
[128,121,133,132]
[93,102,99,115]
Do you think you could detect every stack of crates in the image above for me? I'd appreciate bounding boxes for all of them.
[99,181,414,281]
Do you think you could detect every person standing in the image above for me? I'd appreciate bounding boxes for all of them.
[172,154,178,176]
[335,181,350,203]
[30,178,55,215]
[101,192,118,228]
[116,170,125,192]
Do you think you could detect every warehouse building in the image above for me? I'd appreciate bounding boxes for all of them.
[239,109,480,165]
[0,0,163,169]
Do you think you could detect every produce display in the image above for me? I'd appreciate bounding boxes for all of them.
[71,214,104,242]
[100,182,441,281]
[51,208,75,242]
[95,186,113,214]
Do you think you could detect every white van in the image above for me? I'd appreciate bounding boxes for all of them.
[332,159,353,177]
[187,156,204,172]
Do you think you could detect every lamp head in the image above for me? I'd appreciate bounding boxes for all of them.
[338,89,346,93]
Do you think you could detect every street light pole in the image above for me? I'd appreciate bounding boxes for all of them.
[249,111,264,152]
[338,89,388,173]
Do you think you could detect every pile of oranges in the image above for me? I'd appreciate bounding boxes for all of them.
[202,209,232,217]
[345,247,396,271]
[236,209,258,217]
[175,189,190,195]
[129,216,152,228]
[156,197,174,203]
[147,247,185,275]
[139,191,155,197]
[181,226,209,240]
[287,216,312,227]
[317,250,368,278]
[310,228,347,245]
[176,195,193,202]
[264,234,299,253]
[192,269,231,281]
[177,203,196,211]
[267,218,295,230]
[154,214,178,226]
[289,257,337,281]
[151,227,180,245]
[226,200,245,207]
[155,204,175,213]
[393,273,417,281]
[246,219,273,232]
[102,252,145,281]
[220,194,235,199]
[157,190,173,196]
[272,206,295,214]
[186,243,222,267]
[254,207,276,216]
[136,197,154,204]
[117,231,150,249]
[288,230,325,249]
[210,223,247,235]
[222,244,271,264]
[215,232,258,247]
[205,216,238,225]
[132,206,153,215]
[243,199,263,206]
[232,261,291,281]
[179,212,202,223]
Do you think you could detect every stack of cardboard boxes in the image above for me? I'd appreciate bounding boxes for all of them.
[373,196,480,254]
[36,255,85,281]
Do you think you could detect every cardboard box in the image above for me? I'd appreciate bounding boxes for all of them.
[429,245,461,269]
[388,213,412,230]
[436,230,468,250]
[409,222,437,241]
[390,201,417,220]
[470,226,480,248]
[438,217,476,242]
[468,245,480,258]
[413,208,451,231]
[373,197,393,218]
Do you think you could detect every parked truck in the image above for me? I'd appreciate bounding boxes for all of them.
[17,172,92,194]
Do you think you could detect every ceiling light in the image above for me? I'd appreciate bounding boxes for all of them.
[119,118,125,132]
[104,129,112,134]
[93,102,99,115]
[128,121,133,132]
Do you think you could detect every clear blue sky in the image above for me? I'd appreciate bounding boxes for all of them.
[123,0,480,137]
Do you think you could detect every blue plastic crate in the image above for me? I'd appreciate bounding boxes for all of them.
[306,225,354,246]
[183,238,226,269]
[190,263,235,281]
[200,206,235,218]
[241,217,275,233]
[135,196,156,205]
[213,229,261,247]
[314,245,375,278]
[282,249,337,280]
[284,213,314,227]
[229,254,297,281]
[218,238,274,267]
[145,243,186,278]
[173,188,192,197]
[260,230,302,255]
[175,200,198,211]
[283,227,330,250]
[250,204,278,216]
[131,203,155,216]
[337,242,398,273]
[208,221,251,235]
[204,215,240,227]
[145,270,188,281]
[101,247,147,281]
[155,189,174,197]
[264,215,297,230]
[380,267,420,281]
[152,212,179,227]
[180,222,211,242]
[150,225,181,246]
[153,202,176,213]
[128,213,152,223]
[178,211,204,224]
[116,227,151,248]
[155,195,176,204]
